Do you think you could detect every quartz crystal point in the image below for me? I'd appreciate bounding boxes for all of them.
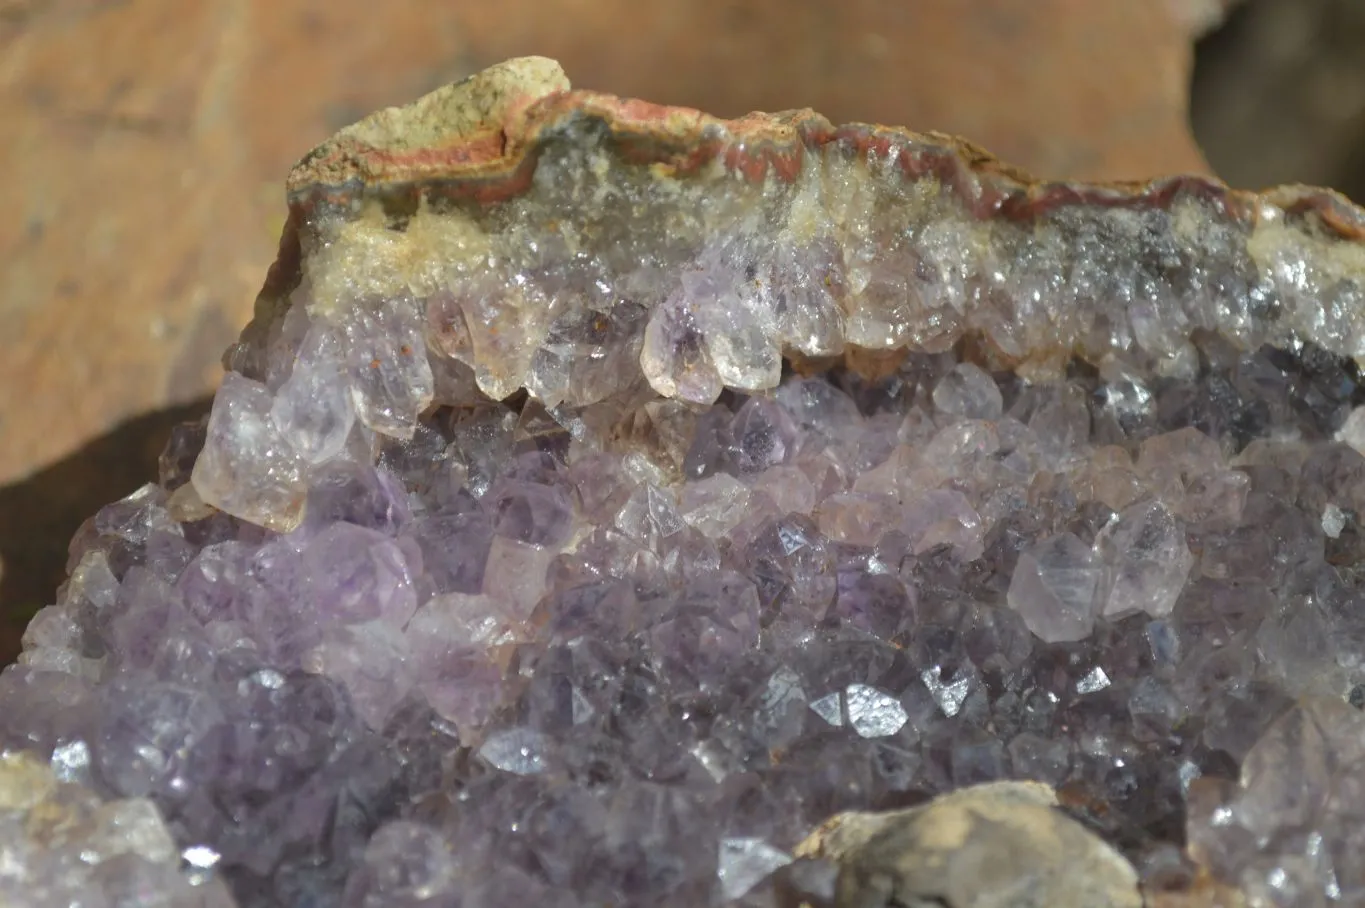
[1007,533,1104,642]
[10,55,1365,906]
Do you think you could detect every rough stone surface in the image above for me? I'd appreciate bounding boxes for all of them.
[796,781,1142,908]
[5,55,1365,907]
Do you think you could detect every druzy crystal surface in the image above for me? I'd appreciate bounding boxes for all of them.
[9,56,1365,906]
[0,751,236,906]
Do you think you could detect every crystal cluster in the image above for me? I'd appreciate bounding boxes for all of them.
[0,750,234,906]
[7,57,1365,906]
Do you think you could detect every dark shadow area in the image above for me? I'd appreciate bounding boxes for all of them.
[0,397,213,665]
[1192,0,1365,202]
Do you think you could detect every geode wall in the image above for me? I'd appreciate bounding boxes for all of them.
[6,56,1365,907]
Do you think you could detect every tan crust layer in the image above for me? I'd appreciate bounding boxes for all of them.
[283,57,1363,238]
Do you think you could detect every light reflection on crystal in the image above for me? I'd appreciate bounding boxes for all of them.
[50,740,90,782]
[1076,667,1112,694]
[477,728,549,775]
[1323,503,1346,539]
[183,845,222,869]
[1177,759,1202,793]
[718,838,793,900]
[846,684,908,738]
[922,666,973,718]
[809,692,844,727]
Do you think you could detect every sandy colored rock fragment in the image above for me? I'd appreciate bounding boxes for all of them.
[796,781,1142,908]
[1146,876,1249,908]
[0,751,56,812]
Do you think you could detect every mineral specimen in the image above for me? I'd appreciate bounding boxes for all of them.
[6,55,1365,906]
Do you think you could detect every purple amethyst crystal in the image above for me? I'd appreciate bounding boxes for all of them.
[12,56,1365,907]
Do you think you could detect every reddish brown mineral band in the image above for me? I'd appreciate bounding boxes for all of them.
[285,66,1363,240]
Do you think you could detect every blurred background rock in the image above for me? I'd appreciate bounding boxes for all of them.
[1192,0,1365,203]
[0,0,1358,662]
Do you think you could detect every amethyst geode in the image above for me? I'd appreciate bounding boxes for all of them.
[8,56,1365,906]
